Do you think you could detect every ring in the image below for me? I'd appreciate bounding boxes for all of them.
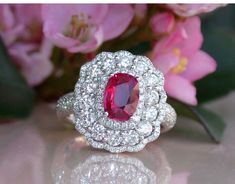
[56,51,176,153]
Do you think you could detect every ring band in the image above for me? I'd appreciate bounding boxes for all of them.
[57,51,176,153]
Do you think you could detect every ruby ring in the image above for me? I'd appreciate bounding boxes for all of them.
[56,51,176,153]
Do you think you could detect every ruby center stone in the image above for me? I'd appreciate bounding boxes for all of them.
[103,73,139,121]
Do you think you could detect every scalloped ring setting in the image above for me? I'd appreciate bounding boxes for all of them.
[56,51,177,153]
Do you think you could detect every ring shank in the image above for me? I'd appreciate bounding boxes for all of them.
[56,92,75,123]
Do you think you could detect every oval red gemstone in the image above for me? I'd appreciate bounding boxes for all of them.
[103,73,139,121]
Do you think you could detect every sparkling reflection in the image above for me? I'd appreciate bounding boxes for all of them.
[70,154,156,183]
[51,136,172,184]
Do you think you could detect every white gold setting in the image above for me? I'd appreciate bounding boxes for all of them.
[57,51,177,153]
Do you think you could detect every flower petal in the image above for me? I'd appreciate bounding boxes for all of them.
[181,50,217,82]
[0,5,24,46]
[165,74,197,105]
[23,53,53,86]
[150,12,175,34]
[42,4,107,33]
[68,27,103,53]
[167,4,226,17]
[0,5,15,29]
[42,4,108,53]
[152,52,179,74]
[14,5,42,25]
[178,16,203,57]
[46,32,79,49]
[151,26,186,57]
[9,40,53,86]
[102,4,134,41]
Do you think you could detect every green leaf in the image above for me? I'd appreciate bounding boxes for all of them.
[197,5,235,103]
[201,5,235,32]
[196,28,235,103]
[168,98,226,143]
[0,37,34,119]
[128,41,151,55]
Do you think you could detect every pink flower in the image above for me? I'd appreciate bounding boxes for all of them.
[13,4,43,42]
[42,4,134,53]
[150,12,175,34]
[9,39,53,86]
[0,5,23,46]
[1,5,53,86]
[151,17,216,105]
[167,4,226,17]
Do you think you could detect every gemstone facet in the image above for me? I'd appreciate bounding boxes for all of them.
[103,73,139,121]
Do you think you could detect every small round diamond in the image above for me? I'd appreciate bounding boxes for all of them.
[106,131,122,146]
[117,57,132,68]
[145,107,158,122]
[146,74,159,86]
[122,130,139,146]
[137,122,153,136]
[133,58,149,74]
[145,91,159,107]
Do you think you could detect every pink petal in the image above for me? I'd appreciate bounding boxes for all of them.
[177,17,203,57]
[46,32,79,48]
[40,39,54,58]
[22,53,53,86]
[42,4,107,34]
[8,5,43,43]
[181,50,217,82]
[152,17,202,57]
[102,4,134,41]
[165,74,197,105]
[68,26,103,53]
[9,40,53,86]
[167,4,226,17]
[0,5,24,46]
[152,52,179,74]
[150,12,175,34]
[42,4,108,52]
[0,5,15,29]
[1,25,24,46]
[14,5,42,25]
[152,26,186,56]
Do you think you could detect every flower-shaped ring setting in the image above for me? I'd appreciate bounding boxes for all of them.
[57,51,176,153]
